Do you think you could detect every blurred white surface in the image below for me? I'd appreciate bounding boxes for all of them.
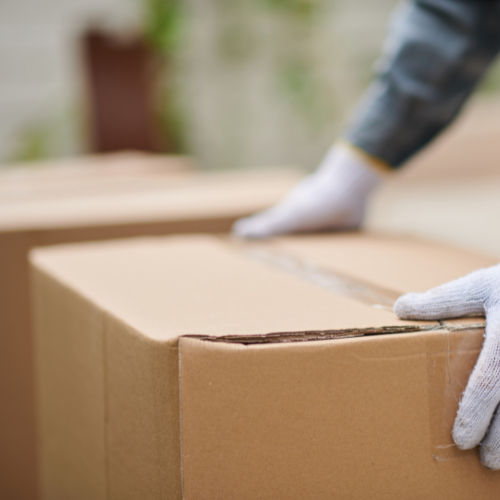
[368,177,500,259]
[0,0,140,162]
[0,0,401,167]
[367,99,500,259]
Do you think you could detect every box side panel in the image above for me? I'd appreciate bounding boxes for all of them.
[105,317,181,500]
[36,218,236,246]
[33,265,107,500]
[0,232,37,500]
[179,332,500,500]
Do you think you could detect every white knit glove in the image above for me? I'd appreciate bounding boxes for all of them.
[232,144,381,238]
[394,265,500,469]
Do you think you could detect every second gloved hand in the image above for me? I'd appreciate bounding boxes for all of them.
[394,265,500,469]
[232,144,382,238]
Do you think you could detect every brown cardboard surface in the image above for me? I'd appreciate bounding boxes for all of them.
[33,266,106,500]
[31,233,500,499]
[32,235,424,341]
[274,233,495,293]
[105,317,181,500]
[0,163,302,500]
[180,330,499,499]
[0,167,301,231]
[0,152,193,202]
[0,151,192,182]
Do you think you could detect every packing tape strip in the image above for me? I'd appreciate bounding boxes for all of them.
[240,244,401,308]
[425,326,485,462]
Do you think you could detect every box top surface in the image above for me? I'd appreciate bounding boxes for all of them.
[0,152,192,199]
[0,164,301,232]
[31,233,495,342]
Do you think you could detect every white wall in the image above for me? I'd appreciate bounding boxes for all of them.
[0,0,402,169]
[179,0,400,170]
[0,0,140,163]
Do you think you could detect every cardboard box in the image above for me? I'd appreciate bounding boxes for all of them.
[31,233,500,499]
[0,157,302,500]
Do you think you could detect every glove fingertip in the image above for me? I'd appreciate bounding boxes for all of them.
[452,412,487,451]
[480,446,500,470]
[393,293,420,320]
[452,427,477,451]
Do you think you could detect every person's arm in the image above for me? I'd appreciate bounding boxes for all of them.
[233,0,500,238]
[394,265,500,469]
[345,0,500,168]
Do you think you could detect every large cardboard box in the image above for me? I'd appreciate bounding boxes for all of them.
[32,233,500,499]
[0,157,301,500]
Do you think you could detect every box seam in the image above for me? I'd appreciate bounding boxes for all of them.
[180,321,486,345]
[103,312,111,500]
[178,338,186,500]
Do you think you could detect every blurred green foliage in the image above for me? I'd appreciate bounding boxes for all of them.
[262,0,331,131]
[142,0,187,153]
[213,0,329,130]
[479,58,500,95]
[142,0,184,55]
[10,106,84,163]
[277,57,328,131]
[11,125,53,162]
[260,0,319,22]
[141,0,332,154]
[156,81,188,154]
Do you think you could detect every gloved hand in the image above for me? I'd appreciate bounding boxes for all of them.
[394,265,500,469]
[232,143,382,238]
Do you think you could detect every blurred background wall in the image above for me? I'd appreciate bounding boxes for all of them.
[0,0,140,163]
[2,0,500,171]
[0,0,399,169]
[179,0,400,170]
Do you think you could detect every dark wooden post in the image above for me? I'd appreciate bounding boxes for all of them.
[82,30,160,153]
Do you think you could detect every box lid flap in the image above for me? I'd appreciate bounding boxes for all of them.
[275,233,495,293]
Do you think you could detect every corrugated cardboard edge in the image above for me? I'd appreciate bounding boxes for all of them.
[181,320,487,345]
[178,339,186,500]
